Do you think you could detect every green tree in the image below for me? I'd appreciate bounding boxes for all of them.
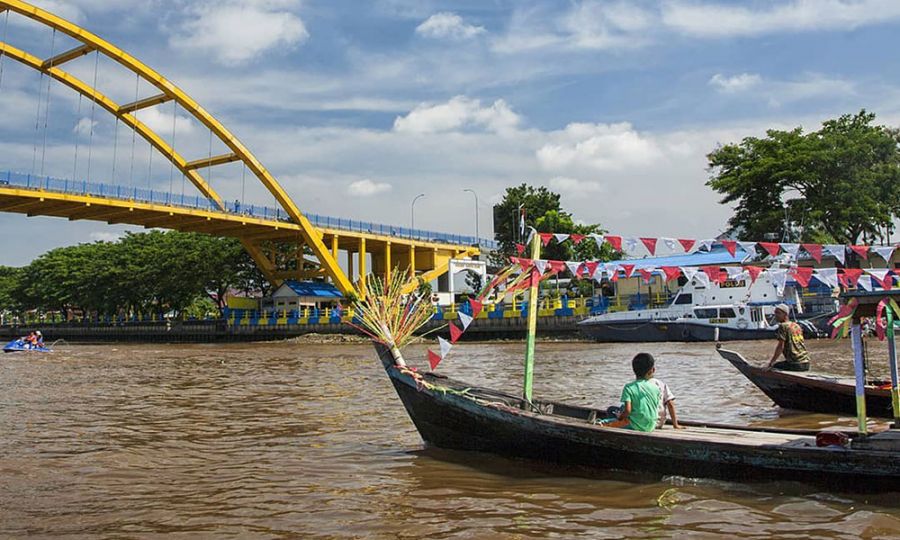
[707,110,900,244]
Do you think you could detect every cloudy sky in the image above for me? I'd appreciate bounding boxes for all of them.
[1,0,900,266]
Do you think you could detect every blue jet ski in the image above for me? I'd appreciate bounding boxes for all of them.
[3,338,51,353]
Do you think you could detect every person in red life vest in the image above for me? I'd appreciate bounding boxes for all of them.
[766,304,811,371]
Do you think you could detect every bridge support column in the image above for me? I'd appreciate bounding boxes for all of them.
[409,245,416,280]
[359,237,367,296]
[385,242,391,283]
[331,235,339,262]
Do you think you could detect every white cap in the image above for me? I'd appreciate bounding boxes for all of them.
[774,303,790,314]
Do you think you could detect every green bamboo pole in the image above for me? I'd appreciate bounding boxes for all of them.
[851,321,868,435]
[886,306,898,429]
[523,230,541,405]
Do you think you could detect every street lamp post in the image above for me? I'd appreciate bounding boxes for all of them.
[411,193,425,230]
[463,188,479,246]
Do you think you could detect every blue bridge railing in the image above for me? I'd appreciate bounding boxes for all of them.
[0,170,497,249]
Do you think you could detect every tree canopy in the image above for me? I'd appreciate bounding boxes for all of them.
[707,110,900,244]
[492,183,616,264]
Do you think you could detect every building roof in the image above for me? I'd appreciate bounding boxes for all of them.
[280,280,343,298]
[615,247,751,268]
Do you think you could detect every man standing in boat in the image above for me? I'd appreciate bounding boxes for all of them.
[766,304,810,371]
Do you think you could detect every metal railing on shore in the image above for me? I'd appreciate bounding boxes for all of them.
[1,171,498,249]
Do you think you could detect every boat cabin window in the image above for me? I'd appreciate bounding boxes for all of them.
[695,308,718,319]
[719,307,737,318]
[751,307,763,322]
[673,293,693,305]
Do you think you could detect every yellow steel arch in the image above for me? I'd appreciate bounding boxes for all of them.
[0,0,354,293]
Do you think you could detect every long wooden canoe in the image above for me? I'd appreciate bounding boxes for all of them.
[376,345,900,492]
[717,347,894,418]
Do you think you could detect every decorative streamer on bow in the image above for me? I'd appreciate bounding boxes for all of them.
[829,298,859,339]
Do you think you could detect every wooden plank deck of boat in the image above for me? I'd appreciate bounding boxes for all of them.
[645,425,814,447]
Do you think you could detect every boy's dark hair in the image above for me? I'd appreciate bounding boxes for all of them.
[632,353,655,378]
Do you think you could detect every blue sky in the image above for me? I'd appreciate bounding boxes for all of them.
[1,0,900,266]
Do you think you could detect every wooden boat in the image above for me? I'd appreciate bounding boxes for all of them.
[376,344,900,491]
[717,347,894,418]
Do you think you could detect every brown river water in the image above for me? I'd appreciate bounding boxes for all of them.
[1,339,899,538]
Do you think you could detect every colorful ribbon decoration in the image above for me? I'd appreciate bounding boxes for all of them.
[829,298,859,339]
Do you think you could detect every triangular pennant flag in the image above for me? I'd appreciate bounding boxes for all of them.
[680,266,699,282]
[427,350,442,370]
[850,245,869,260]
[660,266,682,282]
[867,269,893,289]
[607,265,619,282]
[515,243,526,255]
[516,258,533,271]
[605,235,622,251]
[620,264,635,278]
[825,244,846,265]
[678,238,696,252]
[548,260,566,274]
[758,242,781,257]
[770,269,788,293]
[814,268,839,289]
[637,268,655,283]
[623,237,639,253]
[790,266,814,288]
[592,234,605,251]
[780,243,800,258]
[553,233,570,244]
[744,265,764,284]
[533,259,549,275]
[570,234,585,244]
[539,233,554,246]
[802,243,823,263]
[694,271,710,288]
[640,237,658,255]
[661,237,678,252]
[737,241,757,255]
[701,265,721,284]
[724,266,743,279]
[583,261,600,278]
[698,239,715,252]
[872,246,896,263]
[565,261,582,278]
[458,311,474,330]
[449,323,463,343]
[841,268,863,287]
[438,336,452,358]
[721,240,737,257]
[468,298,484,317]
[858,275,874,291]
[592,264,606,282]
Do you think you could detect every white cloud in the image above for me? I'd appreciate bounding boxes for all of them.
[169,1,309,65]
[23,1,85,23]
[134,108,195,136]
[537,122,662,173]
[416,12,485,39]
[663,0,900,38]
[73,117,97,136]
[393,96,520,134]
[347,179,392,197]
[709,73,762,93]
[549,176,605,193]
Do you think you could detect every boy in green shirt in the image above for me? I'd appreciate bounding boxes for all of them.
[602,353,661,432]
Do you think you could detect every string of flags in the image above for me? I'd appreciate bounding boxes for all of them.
[517,232,898,264]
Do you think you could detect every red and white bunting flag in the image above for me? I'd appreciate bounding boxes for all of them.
[438,336,452,358]
[608,265,620,282]
[570,234,586,244]
[661,237,678,252]
[850,245,869,260]
[781,243,801,258]
[640,237,658,255]
[825,244,846,265]
[867,269,893,289]
[660,266,682,282]
[770,269,788,292]
[744,265,764,284]
[725,266,744,279]
[637,268,655,283]
[605,235,622,251]
[757,242,781,257]
[701,265,722,283]
[815,268,839,289]
[623,237,640,253]
[449,323,463,343]
[694,271,711,288]
[872,246,896,263]
[858,275,874,291]
[591,234,605,251]
[678,238,696,252]
[620,264,636,278]
[737,241,757,255]
[539,233,554,246]
[841,268,863,287]
[516,258,533,271]
[468,298,484,317]
[548,260,566,274]
[458,311,474,330]
[533,259,549,275]
[565,261,582,278]
[515,243,526,255]
[553,233,570,244]
[680,266,699,282]
[583,261,600,278]
[721,240,737,257]
[790,267,814,287]
[802,243,823,263]
[427,350,442,370]
[698,239,716,252]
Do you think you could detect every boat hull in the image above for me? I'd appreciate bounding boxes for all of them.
[578,320,775,343]
[2,340,51,353]
[377,345,900,491]
[717,348,895,418]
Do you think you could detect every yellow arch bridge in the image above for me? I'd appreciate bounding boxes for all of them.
[0,0,488,295]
